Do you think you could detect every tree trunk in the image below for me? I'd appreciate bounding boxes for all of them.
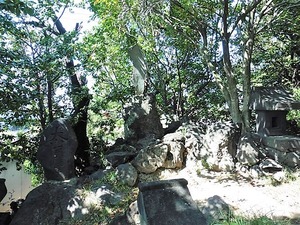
[37,79,46,130]
[47,77,54,122]
[222,0,242,126]
[54,18,91,175]
[242,11,255,134]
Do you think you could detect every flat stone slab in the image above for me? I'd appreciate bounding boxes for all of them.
[261,135,300,152]
[137,178,207,225]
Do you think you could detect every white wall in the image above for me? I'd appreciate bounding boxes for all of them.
[0,161,34,212]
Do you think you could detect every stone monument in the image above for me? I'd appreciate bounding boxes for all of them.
[123,95,164,145]
[37,119,78,181]
[137,178,207,225]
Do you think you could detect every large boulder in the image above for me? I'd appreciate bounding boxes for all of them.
[265,147,300,168]
[199,121,240,171]
[116,163,138,187]
[132,141,185,174]
[106,152,137,168]
[10,182,75,225]
[0,178,7,202]
[37,119,78,181]
[123,95,164,145]
[236,134,260,166]
[9,176,126,225]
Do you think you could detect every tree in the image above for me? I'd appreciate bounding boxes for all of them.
[0,0,91,174]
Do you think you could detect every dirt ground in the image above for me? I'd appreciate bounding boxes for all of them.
[139,165,300,221]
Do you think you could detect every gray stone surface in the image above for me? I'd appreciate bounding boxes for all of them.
[132,141,184,174]
[123,95,164,144]
[37,119,77,181]
[259,158,282,173]
[236,134,259,166]
[0,178,7,202]
[265,147,300,168]
[200,121,240,171]
[200,195,230,222]
[116,163,138,187]
[137,179,207,225]
[261,135,300,152]
[126,200,140,225]
[106,152,137,168]
[132,143,169,173]
[9,182,75,225]
[162,141,185,169]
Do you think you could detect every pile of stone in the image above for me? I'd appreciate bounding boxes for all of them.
[9,94,300,225]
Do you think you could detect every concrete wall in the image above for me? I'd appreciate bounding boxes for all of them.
[0,161,34,212]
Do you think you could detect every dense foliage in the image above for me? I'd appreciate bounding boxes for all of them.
[1,0,300,173]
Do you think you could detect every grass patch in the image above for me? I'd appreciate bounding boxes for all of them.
[210,211,293,225]
[59,171,138,225]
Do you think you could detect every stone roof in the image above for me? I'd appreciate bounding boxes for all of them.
[250,86,300,110]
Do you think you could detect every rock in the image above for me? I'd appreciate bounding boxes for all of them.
[109,214,132,225]
[106,152,137,168]
[163,132,185,143]
[183,124,205,166]
[96,185,123,206]
[236,134,259,166]
[10,182,75,225]
[162,141,185,169]
[107,144,136,154]
[135,135,160,150]
[273,171,285,183]
[116,163,138,187]
[0,212,11,225]
[249,165,263,178]
[132,141,184,174]
[109,201,140,225]
[126,201,140,225]
[37,119,78,181]
[265,147,300,168]
[200,121,240,171]
[200,195,230,221]
[123,95,164,144]
[132,143,169,173]
[0,178,7,202]
[89,169,106,181]
[137,178,207,225]
[259,158,282,173]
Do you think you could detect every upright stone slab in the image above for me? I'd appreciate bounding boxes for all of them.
[137,179,207,225]
[0,178,7,202]
[123,95,164,145]
[37,119,78,181]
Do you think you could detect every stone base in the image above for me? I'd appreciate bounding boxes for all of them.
[260,135,300,152]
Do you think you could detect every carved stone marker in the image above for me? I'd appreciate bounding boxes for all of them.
[137,179,207,225]
[37,119,78,181]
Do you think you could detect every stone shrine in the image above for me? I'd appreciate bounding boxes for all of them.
[137,178,207,225]
[251,86,300,136]
[37,119,78,181]
[250,87,300,167]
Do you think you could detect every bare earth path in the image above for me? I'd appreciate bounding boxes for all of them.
[140,167,300,221]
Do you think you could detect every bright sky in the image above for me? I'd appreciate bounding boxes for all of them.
[58,4,98,90]
[59,5,97,33]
